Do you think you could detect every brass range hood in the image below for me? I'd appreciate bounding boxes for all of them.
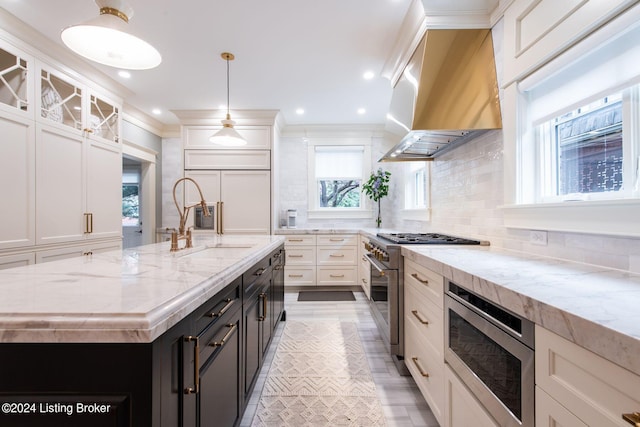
[381,29,502,161]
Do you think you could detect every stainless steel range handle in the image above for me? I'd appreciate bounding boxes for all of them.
[365,253,390,276]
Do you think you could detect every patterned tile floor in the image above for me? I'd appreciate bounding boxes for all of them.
[240,291,439,427]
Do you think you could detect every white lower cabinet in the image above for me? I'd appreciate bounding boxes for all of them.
[444,364,500,427]
[0,253,35,270]
[535,326,640,427]
[404,258,445,425]
[283,234,358,287]
[35,240,122,264]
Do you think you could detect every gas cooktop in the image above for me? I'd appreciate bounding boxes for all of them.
[376,232,486,245]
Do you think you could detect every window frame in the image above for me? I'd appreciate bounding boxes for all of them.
[501,12,640,238]
[307,137,372,220]
[401,161,431,221]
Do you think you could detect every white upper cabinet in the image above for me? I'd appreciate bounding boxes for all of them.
[183,125,271,149]
[36,63,121,146]
[503,0,638,85]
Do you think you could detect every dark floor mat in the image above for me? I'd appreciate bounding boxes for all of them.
[297,291,356,302]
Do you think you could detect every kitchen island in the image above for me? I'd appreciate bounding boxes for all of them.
[0,234,285,427]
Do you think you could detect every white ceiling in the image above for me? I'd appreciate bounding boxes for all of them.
[0,0,498,129]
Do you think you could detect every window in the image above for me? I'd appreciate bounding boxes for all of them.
[401,162,430,221]
[537,93,627,202]
[502,13,640,236]
[122,169,140,226]
[307,138,371,219]
[405,162,428,209]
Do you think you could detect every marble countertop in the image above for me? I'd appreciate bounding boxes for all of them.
[402,245,640,376]
[0,235,284,344]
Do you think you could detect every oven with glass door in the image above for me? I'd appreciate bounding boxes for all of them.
[445,281,535,427]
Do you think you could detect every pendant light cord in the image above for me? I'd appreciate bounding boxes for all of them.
[226,56,230,118]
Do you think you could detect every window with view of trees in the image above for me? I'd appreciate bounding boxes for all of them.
[308,140,372,219]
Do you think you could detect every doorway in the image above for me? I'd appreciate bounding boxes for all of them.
[122,142,157,249]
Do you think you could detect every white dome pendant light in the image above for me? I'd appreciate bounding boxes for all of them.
[209,52,247,146]
[61,0,161,70]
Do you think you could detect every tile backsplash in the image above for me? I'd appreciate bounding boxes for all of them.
[277,131,640,273]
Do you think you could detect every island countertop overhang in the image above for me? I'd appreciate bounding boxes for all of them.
[0,235,285,343]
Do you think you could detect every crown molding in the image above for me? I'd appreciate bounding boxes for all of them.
[170,109,279,126]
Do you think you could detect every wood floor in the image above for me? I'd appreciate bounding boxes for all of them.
[240,290,439,426]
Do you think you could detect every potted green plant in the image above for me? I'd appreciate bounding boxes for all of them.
[362,168,391,227]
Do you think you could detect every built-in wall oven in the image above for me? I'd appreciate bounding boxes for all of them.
[364,233,486,374]
[445,281,535,427]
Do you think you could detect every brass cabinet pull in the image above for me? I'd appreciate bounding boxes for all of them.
[83,213,90,234]
[362,256,368,262]
[184,335,199,394]
[411,273,429,285]
[83,128,94,134]
[411,357,429,377]
[288,238,304,242]
[209,323,237,348]
[361,278,367,284]
[208,298,235,318]
[288,274,303,278]
[219,201,223,234]
[623,412,640,426]
[288,254,304,258]
[330,274,345,278]
[411,310,429,325]
[258,292,267,321]
[254,267,266,276]
[330,254,345,257]
[329,238,345,242]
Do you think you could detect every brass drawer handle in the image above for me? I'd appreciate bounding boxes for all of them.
[209,323,238,348]
[329,254,345,257]
[411,310,429,325]
[411,273,429,285]
[623,412,640,426]
[288,238,304,242]
[361,278,367,284]
[411,357,429,377]
[184,336,199,394]
[329,238,345,241]
[258,292,268,321]
[207,298,235,318]
[330,274,345,278]
[288,254,304,258]
[288,274,303,278]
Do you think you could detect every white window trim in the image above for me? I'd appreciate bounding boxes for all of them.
[400,162,431,222]
[502,8,640,237]
[307,137,372,220]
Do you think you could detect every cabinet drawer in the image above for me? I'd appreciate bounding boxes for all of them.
[535,326,640,427]
[284,267,316,286]
[194,278,241,335]
[316,234,357,246]
[317,266,357,286]
[285,246,315,265]
[317,247,357,265]
[405,279,444,355]
[404,258,444,308]
[405,317,444,423]
[284,235,316,246]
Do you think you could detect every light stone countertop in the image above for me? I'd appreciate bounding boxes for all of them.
[0,234,284,344]
[402,245,640,376]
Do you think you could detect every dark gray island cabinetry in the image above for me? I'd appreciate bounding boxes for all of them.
[0,238,285,427]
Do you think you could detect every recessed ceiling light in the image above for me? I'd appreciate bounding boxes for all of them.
[357,108,366,115]
[152,108,161,115]
[296,108,305,115]
[118,70,131,79]
[363,71,375,80]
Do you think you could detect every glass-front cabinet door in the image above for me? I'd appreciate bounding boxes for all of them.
[0,43,30,115]
[38,64,120,145]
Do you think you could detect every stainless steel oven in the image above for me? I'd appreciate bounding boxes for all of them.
[364,233,487,374]
[445,281,535,427]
